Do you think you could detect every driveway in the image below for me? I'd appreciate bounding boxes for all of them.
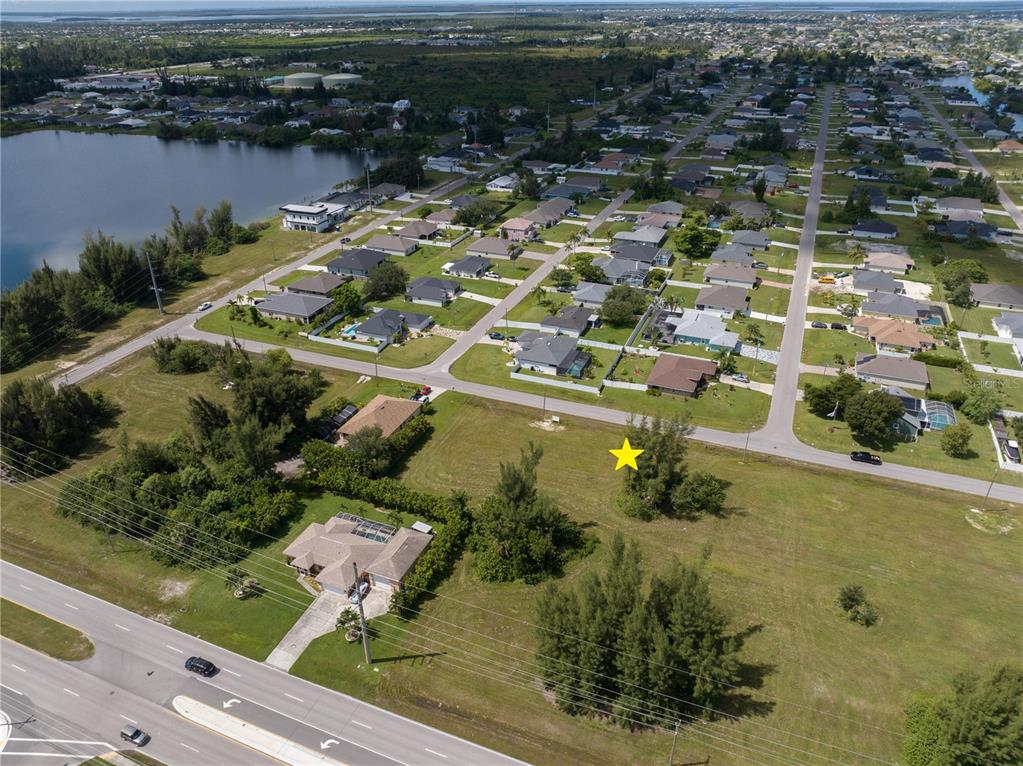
[265,589,347,671]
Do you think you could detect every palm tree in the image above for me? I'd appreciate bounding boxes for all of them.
[848,242,866,265]
[743,323,765,376]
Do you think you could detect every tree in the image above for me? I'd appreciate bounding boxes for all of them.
[837,584,866,612]
[336,607,360,633]
[902,665,1023,766]
[453,198,501,227]
[550,268,576,289]
[618,416,701,520]
[752,176,767,202]
[232,349,325,430]
[599,285,646,326]
[673,222,720,260]
[363,260,408,301]
[326,282,362,319]
[803,372,862,418]
[207,200,235,243]
[844,390,903,443]
[741,323,765,374]
[714,348,737,375]
[515,170,541,200]
[369,152,422,188]
[344,425,392,477]
[961,387,1001,425]
[671,472,727,518]
[941,422,973,458]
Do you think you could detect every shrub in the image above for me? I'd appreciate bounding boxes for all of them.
[837,584,866,612]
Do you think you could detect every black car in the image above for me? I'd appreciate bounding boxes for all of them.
[810,321,828,329]
[488,332,505,341]
[829,322,847,331]
[185,656,217,676]
[850,451,882,466]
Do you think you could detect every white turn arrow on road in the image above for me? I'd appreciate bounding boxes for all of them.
[320,739,340,750]
[222,699,241,709]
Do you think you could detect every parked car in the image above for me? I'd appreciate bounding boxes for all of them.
[829,322,847,331]
[484,271,501,279]
[810,321,828,329]
[120,726,150,746]
[850,451,882,466]
[349,581,370,604]
[752,261,768,269]
[418,386,432,396]
[556,286,573,293]
[567,210,580,217]
[489,332,505,341]
[818,275,836,285]
[197,301,212,312]
[731,373,750,383]
[506,335,517,342]
[185,656,217,676]
[834,271,850,279]
[1003,439,1021,464]
[338,236,351,244]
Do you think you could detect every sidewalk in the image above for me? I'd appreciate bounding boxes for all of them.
[265,590,347,671]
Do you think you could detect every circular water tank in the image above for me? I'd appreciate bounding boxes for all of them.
[322,73,363,89]
[282,72,323,89]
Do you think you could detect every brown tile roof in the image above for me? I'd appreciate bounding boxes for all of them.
[852,317,935,351]
[646,354,718,395]
[339,395,421,440]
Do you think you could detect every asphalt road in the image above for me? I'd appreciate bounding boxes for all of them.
[0,561,531,766]
[918,90,1023,231]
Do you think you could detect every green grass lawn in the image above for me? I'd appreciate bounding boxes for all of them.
[541,222,586,243]
[801,328,875,366]
[748,284,791,316]
[373,296,492,331]
[1,598,95,661]
[661,285,699,309]
[961,338,1023,371]
[505,291,571,323]
[195,306,454,367]
[955,306,1015,335]
[489,257,543,280]
[727,316,784,350]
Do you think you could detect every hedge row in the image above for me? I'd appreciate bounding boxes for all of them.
[389,508,472,616]
[911,351,963,369]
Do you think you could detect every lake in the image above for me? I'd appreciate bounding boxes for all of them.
[934,75,1023,133]
[0,130,378,287]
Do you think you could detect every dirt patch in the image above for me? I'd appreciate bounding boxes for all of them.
[530,419,566,432]
[159,578,194,602]
[965,507,1019,535]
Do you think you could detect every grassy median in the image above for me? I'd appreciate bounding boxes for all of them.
[1,598,94,661]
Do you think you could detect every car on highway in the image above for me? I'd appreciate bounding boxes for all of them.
[120,725,150,746]
[829,322,847,331]
[731,373,750,383]
[850,451,882,466]
[185,656,217,676]
[489,332,505,341]
[197,301,213,312]
[349,581,370,604]
[810,321,828,329]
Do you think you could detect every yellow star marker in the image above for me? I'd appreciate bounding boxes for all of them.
[609,438,644,471]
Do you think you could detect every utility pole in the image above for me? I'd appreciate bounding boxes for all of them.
[741,423,752,464]
[352,562,372,665]
[145,253,164,315]
[366,164,373,213]
[667,719,680,766]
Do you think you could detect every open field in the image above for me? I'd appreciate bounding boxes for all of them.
[0,597,95,661]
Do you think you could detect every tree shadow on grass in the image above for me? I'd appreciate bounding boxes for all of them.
[713,623,777,720]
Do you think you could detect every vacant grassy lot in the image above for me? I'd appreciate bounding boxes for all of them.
[801,328,875,366]
[748,284,791,315]
[1,598,95,661]
[289,394,1023,766]
[961,337,1023,371]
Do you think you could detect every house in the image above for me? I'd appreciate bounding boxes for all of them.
[971,284,1023,311]
[710,244,755,266]
[758,163,789,189]
[572,281,614,309]
[636,212,682,230]
[282,514,432,595]
[992,312,1023,339]
[855,353,930,390]
[364,234,417,256]
[353,308,433,343]
[255,292,333,323]
[996,140,1023,154]
[852,317,937,354]
[661,310,740,351]
[486,173,519,193]
[648,201,685,216]
[704,263,758,288]
[646,354,718,398]
[593,256,649,287]
[524,198,575,228]
[445,255,491,279]
[730,230,770,250]
[851,268,900,295]
[611,242,673,266]
[339,395,422,441]
[279,202,347,232]
[934,196,985,222]
[368,182,406,200]
[862,248,914,274]
[449,194,483,209]
[695,285,750,318]
[287,272,349,297]
[853,185,888,212]
[614,225,668,247]
[426,208,458,227]
[467,236,521,260]
[541,183,593,200]
[881,386,958,439]
[727,200,770,223]
[406,277,462,307]
[327,248,389,279]
[395,220,439,240]
[514,332,591,377]
[500,217,537,242]
[540,305,598,337]
[852,218,898,240]
[929,220,998,241]
[861,292,944,324]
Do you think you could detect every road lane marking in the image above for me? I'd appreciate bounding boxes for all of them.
[19,585,33,591]
[221,668,241,677]
[114,624,130,632]
[119,715,137,723]
[180,743,201,753]
[1,684,23,695]
[63,602,79,610]
[350,720,372,730]
[165,644,184,654]
[425,748,449,759]
[9,664,26,673]
[0,753,103,758]
[284,693,303,703]
[62,688,80,697]
[8,738,110,746]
